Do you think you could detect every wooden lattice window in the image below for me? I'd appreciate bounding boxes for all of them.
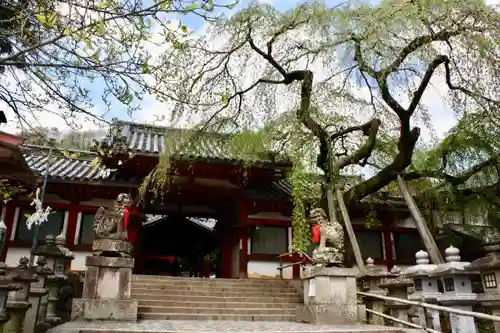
[444,277,455,292]
[484,273,497,289]
[414,278,422,292]
[251,226,288,255]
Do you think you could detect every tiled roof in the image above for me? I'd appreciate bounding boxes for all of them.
[268,175,361,197]
[105,121,289,165]
[21,146,109,182]
[19,146,298,194]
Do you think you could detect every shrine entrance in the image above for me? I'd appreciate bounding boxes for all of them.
[137,213,219,277]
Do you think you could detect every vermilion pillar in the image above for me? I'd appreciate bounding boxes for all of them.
[239,199,248,279]
[0,205,16,262]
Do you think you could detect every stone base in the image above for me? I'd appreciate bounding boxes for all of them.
[92,239,132,257]
[311,247,343,266]
[82,256,137,321]
[299,267,358,324]
[82,299,138,321]
[83,256,134,300]
[71,298,84,320]
[297,304,358,325]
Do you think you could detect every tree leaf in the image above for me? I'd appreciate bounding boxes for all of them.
[96,21,105,36]
[35,15,47,25]
[84,38,93,49]
[90,157,100,166]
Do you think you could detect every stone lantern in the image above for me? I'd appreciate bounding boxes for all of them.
[4,257,37,333]
[357,257,388,325]
[0,262,20,325]
[402,250,441,331]
[377,265,413,327]
[31,234,74,329]
[468,242,500,333]
[430,245,478,333]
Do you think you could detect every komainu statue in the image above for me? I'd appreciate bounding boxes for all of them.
[309,208,344,267]
[92,193,133,257]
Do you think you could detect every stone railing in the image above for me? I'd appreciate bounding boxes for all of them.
[357,245,500,333]
[0,234,74,333]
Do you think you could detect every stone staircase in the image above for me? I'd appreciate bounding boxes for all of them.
[131,275,302,321]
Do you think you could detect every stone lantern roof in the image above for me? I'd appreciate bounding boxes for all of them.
[360,257,389,280]
[468,243,500,271]
[378,266,413,289]
[430,246,479,277]
[402,250,438,277]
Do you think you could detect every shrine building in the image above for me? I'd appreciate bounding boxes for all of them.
[0,120,458,278]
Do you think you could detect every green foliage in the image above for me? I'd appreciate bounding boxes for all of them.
[0,180,27,203]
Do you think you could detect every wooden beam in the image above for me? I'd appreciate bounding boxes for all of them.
[396,175,444,264]
[335,185,365,274]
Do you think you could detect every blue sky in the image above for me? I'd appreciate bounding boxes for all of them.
[85,0,314,123]
[89,0,368,123]
[3,0,456,142]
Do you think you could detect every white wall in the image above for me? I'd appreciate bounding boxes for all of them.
[247,260,293,279]
[5,247,91,271]
[71,251,92,271]
[5,247,30,267]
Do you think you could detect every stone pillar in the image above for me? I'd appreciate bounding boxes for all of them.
[378,266,413,328]
[296,266,358,325]
[0,263,21,325]
[4,257,37,333]
[431,246,478,333]
[81,254,137,320]
[23,256,51,333]
[468,243,500,333]
[402,250,441,331]
[357,257,388,325]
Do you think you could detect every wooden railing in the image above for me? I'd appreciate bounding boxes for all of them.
[276,251,311,278]
[358,291,500,332]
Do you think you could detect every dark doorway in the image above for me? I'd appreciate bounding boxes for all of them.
[140,214,219,277]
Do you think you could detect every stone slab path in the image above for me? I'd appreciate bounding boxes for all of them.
[48,320,419,333]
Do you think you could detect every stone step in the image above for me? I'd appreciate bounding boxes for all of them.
[138,312,297,321]
[131,288,300,298]
[131,284,294,293]
[133,275,284,282]
[138,305,296,316]
[138,299,299,309]
[132,276,289,287]
[48,319,411,333]
[131,293,302,303]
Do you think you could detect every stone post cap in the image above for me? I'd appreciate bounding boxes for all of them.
[45,234,56,244]
[35,256,52,276]
[468,243,500,271]
[430,245,479,276]
[445,246,461,262]
[0,262,20,292]
[9,257,37,283]
[390,265,402,275]
[378,265,413,289]
[32,234,70,258]
[402,250,438,277]
[55,234,66,246]
[361,257,386,278]
[416,250,429,265]
[56,233,74,259]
